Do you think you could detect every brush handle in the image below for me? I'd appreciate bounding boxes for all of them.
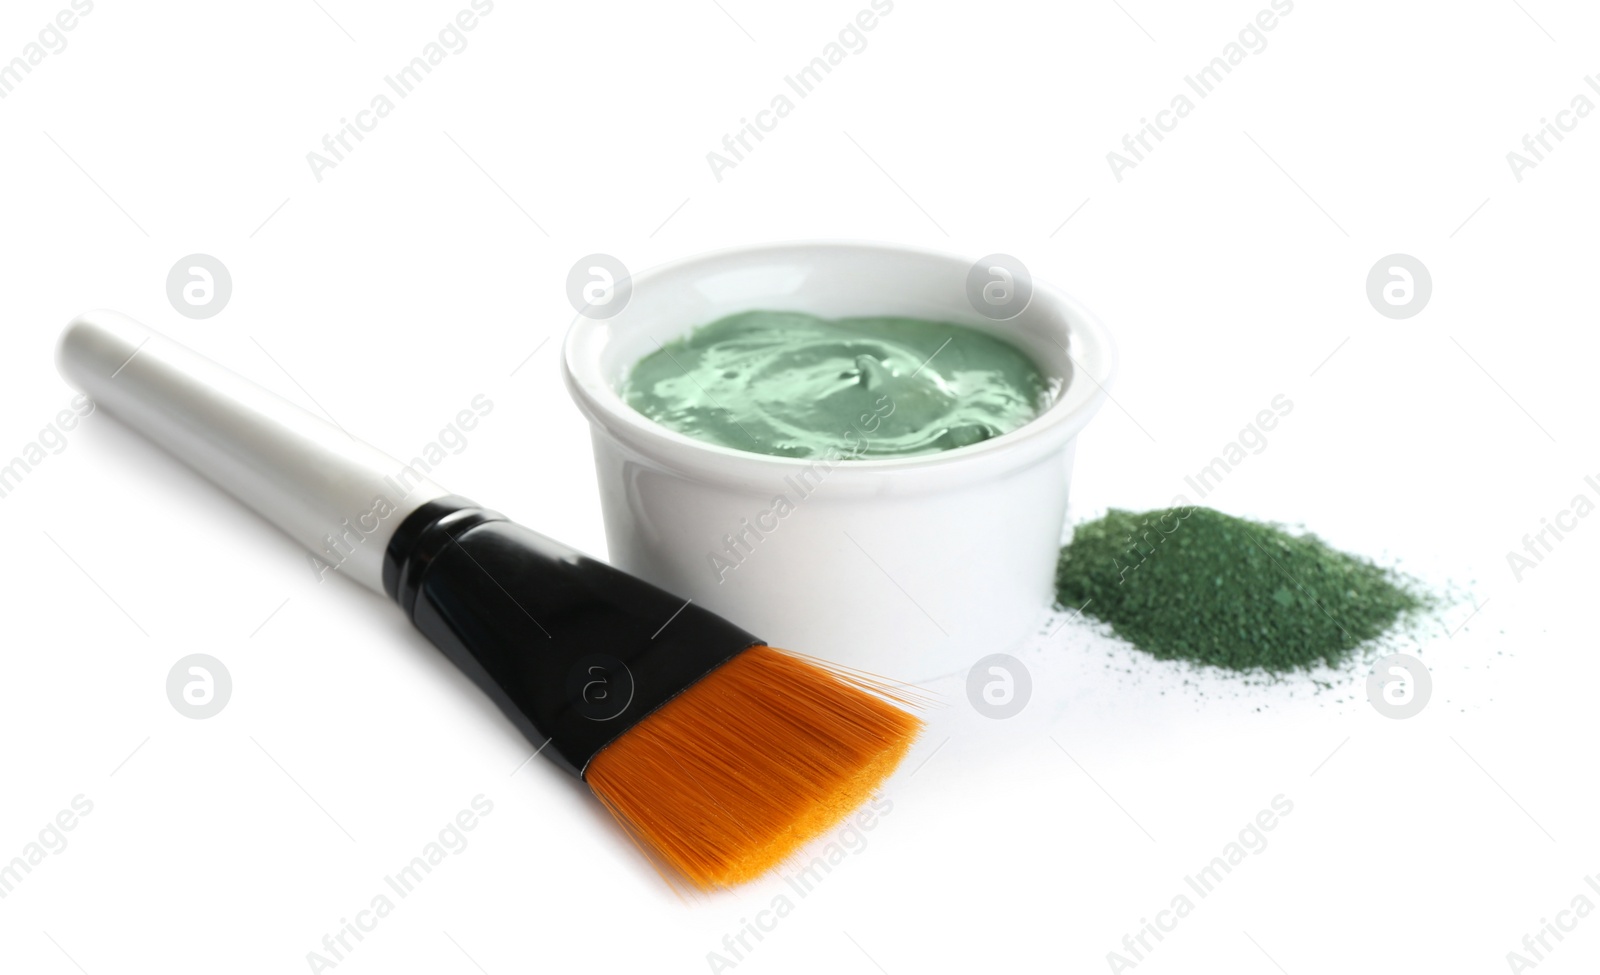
[56,310,448,592]
[58,310,763,777]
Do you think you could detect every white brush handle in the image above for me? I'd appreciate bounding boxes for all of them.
[56,310,448,592]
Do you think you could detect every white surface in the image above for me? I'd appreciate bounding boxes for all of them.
[564,240,1113,679]
[0,1,1596,973]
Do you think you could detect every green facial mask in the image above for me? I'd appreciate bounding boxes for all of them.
[621,311,1055,459]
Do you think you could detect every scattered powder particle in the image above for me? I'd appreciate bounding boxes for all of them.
[1055,507,1424,673]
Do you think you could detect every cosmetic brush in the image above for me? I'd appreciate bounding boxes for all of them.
[57,310,922,891]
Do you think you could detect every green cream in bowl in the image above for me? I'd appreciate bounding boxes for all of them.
[620,311,1058,460]
[562,242,1116,680]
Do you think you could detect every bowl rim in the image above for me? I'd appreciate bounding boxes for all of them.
[561,239,1117,482]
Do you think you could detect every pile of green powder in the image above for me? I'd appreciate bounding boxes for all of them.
[1055,507,1423,673]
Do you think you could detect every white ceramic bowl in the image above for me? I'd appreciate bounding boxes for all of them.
[562,241,1115,681]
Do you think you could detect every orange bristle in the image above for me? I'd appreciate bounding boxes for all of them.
[584,645,923,891]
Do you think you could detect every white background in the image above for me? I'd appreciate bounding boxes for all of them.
[2,0,1598,972]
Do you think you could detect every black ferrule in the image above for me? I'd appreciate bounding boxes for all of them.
[382,496,760,777]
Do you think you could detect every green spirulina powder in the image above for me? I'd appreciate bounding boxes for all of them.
[1056,507,1423,672]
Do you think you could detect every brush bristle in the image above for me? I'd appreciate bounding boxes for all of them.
[584,645,923,891]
